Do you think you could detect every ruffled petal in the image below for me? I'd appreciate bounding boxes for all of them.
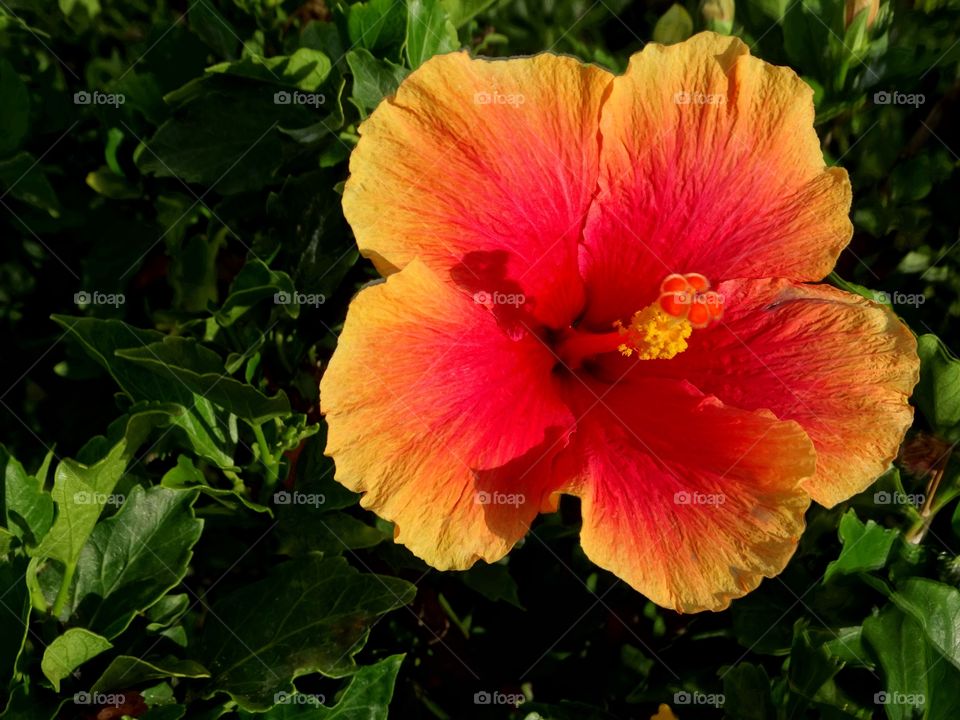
[343,51,613,329]
[320,261,575,568]
[559,376,815,612]
[616,279,919,507]
[579,32,852,327]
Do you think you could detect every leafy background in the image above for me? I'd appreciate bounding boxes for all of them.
[1,0,960,718]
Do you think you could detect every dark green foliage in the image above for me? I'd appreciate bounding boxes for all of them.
[1,0,959,718]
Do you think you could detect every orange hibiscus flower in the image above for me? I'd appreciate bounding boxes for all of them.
[320,33,919,612]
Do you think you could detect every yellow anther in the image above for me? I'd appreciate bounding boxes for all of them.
[614,305,693,360]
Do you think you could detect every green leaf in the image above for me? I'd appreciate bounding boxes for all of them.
[786,622,843,716]
[462,563,523,609]
[824,510,900,582]
[721,663,774,720]
[346,49,409,114]
[206,49,333,91]
[652,4,693,45]
[38,485,203,638]
[59,0,100,19]
[199,556,416,710]
[145,593,190,630]
[863,605,960,720]
[264,171,358,300]
[890,578,960,671]
[0,557,30,690]
[0,59,29,156]
[1,445,54,548]
[85,167,142,199]
[238,655,404,719]
[0,152,61,216]
[40,628,111,691]
[92,656,210,693]
[189,0,239,59]
[0,682,63,719]
[52,316,237,466]
[346,0,407,55]
[405,0,459,70]
[161,455,269,515]
[136,88,293,195]
[731,584,796,655]
[439,0,496,27]
[781,0,827,78]
[214,259,296,326]
[29,411,167,618]
[823,626,874,669]
[277,510,385,556]
[116,337,291,425]
[915,334,960,437]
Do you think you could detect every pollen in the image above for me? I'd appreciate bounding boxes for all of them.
[553,273,724,368]
[613,273,724,360]
[614,305,693,360]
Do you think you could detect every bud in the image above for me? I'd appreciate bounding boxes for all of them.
[699,0,734,35]
[653,4,694,45]
[845,0,879,29]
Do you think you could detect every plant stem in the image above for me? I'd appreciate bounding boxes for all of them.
[253,423,280,491]
[52,562,76,619]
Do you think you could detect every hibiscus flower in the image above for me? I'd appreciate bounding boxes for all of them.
[320,33,919,612]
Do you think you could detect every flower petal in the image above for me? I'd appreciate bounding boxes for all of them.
[618,279,919,507]
[580,32,852,327]
[320,261,575,568]
[343,51,613,329]
[559,376,815,612]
